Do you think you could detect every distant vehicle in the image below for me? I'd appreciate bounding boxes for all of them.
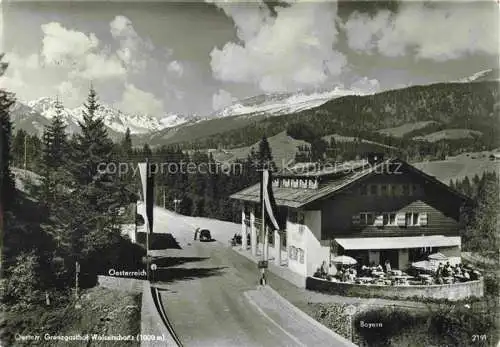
[199,229,212,242]
[230,234,251,246]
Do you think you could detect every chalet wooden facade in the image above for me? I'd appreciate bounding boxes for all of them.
[231,156,471,280]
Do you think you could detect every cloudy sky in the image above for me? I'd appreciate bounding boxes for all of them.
[1,0,499,117]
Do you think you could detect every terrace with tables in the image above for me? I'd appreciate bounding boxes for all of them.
[309,253,484,301]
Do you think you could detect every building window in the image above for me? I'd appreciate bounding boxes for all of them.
[359,185,368,195]
[360,212,374,225]
[405,212,420,226]
[389,213,396,225]
[393,184,402,196]
[402,184,409,195]
[370,184,378,196]
[388,184,395,196]
[411,184,420,196]
[380,184,388,196]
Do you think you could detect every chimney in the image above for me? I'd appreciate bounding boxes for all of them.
[367,152,384,166]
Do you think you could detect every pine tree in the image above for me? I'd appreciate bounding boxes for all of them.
[0,54,15,214]
[142,143,152,159]
[121,127,133,159]
[257,136,276,171]
[41,97,69,209]
[462,176,472,197]
[12,128,27,168]
[463,173,500,254]
[72,85,114,187]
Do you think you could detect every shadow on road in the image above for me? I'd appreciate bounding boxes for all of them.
[152,266,227,283]
[137,232,182,250]
[152,257,210,267]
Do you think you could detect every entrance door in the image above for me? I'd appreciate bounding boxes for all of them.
[380,250,399,269]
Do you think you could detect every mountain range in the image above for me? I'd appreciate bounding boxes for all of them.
[10,96,201,139]
[10,68,499,146]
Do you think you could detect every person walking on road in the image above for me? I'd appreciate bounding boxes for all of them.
[194,227,200,240]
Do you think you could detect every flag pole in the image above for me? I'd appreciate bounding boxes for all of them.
[260,168,267,285]
[146,158,150,282]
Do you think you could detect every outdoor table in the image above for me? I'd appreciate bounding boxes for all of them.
[356,277,374,284]
[393,276,410,286]
[443,277,454,284]
[391,270,403,276]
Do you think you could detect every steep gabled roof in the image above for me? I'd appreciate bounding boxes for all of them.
[230,158,471,208]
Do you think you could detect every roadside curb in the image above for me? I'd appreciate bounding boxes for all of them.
[243,291,307,347]
[264,286,357,347]
[140,281,179,347]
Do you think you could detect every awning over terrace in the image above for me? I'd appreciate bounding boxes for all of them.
[335,235,461,250]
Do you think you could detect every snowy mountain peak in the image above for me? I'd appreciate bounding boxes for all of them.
[16,97,195,135]
[212,86,366,118]
[456,69,499,83]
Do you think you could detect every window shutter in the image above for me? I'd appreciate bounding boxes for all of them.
[352,214,361,225]
[396,213,406,226]
[419,213,428,226]
[374,215,383,226]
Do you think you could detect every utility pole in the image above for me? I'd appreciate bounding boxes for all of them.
[75,261,80,299]
[24,134,27,178]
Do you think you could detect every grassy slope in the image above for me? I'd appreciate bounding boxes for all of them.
[212,131,310,168]
[413,151,500,183]
[322,133,397,150]
[377,121,437,138]
[413,129,483,142]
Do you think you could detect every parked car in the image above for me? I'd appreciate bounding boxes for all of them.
[230,234,251,246]
[199,229,212,242]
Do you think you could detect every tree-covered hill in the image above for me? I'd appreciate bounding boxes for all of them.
[136,80,499,152]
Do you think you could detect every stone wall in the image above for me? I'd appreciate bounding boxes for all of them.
[306,277,484,301]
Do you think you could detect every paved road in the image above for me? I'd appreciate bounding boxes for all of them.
[149,207,355,347]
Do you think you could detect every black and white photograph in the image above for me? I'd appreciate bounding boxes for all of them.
[0,0,499,346]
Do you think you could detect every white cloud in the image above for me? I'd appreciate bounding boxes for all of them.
[167,60,184,77]
[212,89,236,111]
[70,53,126,80]
[209,1,347,93]
[40,21,127,82]
[116,83,164,116]
[344,2,499,61]
[0,68,26,92]
[110,15,152,72]
[350,77,380,94]
[56,80,83,105]
[4,52,40,70]
[41,22,99,66]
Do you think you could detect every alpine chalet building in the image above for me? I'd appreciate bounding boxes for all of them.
[230,154,471,285]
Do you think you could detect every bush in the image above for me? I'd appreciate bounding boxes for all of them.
[310,303,350,339]
[354,308,425,347]
[428,304,498,347]
[2,252,44,309]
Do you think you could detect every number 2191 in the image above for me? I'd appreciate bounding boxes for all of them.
[472,335,487,342]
